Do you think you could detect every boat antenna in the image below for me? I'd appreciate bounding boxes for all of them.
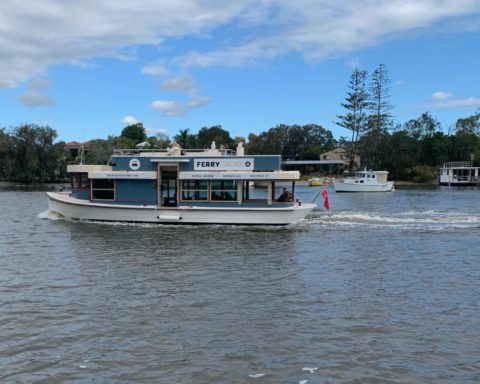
[80,125,86,165]
[80,142,84,165]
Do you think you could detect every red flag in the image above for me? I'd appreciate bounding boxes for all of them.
[320,188,330,210]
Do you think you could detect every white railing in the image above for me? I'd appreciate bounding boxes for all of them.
[443,161,473,168]
[113,148,237,156]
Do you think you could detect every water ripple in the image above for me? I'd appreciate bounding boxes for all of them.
[1,189,479,383]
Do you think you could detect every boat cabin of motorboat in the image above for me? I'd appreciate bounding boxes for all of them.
[47,143,316,225]
[333,169,394,192]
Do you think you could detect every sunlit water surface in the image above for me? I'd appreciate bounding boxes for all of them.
[1,186,479,383]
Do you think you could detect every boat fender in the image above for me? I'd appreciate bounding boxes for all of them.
[157,215,182,221]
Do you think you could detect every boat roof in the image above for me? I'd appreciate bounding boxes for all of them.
[356,169,389,174]
[440,161,479,169]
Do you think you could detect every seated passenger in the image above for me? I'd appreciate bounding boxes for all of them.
[277,188,290,202]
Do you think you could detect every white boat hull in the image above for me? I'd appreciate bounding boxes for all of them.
[333,180,394,192]
[47,192,316,225]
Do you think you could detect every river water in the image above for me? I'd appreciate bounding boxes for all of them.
[0,186,479,383]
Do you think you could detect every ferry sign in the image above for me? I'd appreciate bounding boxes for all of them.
[179,171,300,180]
[194,158,254,171]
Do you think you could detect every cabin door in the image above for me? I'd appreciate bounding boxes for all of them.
[158,166,178,207]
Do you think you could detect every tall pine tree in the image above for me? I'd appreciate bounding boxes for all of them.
[360,64,394,169]
[367,64,393,133]
[335,68,369,171]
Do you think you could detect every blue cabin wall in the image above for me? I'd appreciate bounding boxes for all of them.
[71,180,157,203]
[69,155,282,204]
[181,156,281,171]
[111,157,156,171]
[115,180,157,204]
[111,155,281,172]
[71,189,90,199]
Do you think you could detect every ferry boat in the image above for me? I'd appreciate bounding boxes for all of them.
[438,161,480,186]
[333,169,394,192]
[47,143,316,225]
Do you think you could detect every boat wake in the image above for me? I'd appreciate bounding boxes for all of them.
[305,210,480,231]
[37,209,64,220]
[38,208,480,232]
[37,212,295,231]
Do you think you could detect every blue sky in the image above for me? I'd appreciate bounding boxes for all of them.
[1,0,480,143]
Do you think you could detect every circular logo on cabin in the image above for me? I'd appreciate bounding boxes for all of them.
[129,158,141,170]
[245,161,251,167]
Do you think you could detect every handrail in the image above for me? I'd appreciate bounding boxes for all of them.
[112,148,237,156]
[442,161,473,168]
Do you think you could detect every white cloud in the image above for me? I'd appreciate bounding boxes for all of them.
[18,92,55,107]
[160,75,197,94]
[141,62,170,76]
[151,100,186,116]
[0,0,251,87]
[155,74,211,115]
[1,1,479,87]
[432,91,453,100]
[175,1,480,68]
[426,96,480,109]
[0,80,12,89]
[18,79,55,107]
[421,92,480,109]
[121,115,139,125]
[187,95,211,109]
[146,127,168,137]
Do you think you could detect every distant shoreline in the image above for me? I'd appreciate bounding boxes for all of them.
[0,179,438,190]
[0,180,67,190]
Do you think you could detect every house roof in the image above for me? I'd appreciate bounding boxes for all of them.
[65,141,92,149]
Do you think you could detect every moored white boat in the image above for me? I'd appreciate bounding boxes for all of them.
[47,143,316,225]
[333,169,394,192]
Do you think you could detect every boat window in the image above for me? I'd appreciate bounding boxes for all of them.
[360,180,364,183]
[91,179,115,200]
[211,180,237,201]
[181,180,208,201]
[372,174,376,178]
[367,175,371,178]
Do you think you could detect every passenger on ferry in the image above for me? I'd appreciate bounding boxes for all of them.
[167,142,182,156]
[236,142,245,156]
[277,188,292,202]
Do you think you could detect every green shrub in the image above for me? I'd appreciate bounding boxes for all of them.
[411,165,437,183]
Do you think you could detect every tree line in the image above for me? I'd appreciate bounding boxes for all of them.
[0,124,66,183]
[334,64,480,181]
[1,64,479,183]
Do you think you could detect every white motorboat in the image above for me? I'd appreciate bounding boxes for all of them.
[333,169,394,192]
